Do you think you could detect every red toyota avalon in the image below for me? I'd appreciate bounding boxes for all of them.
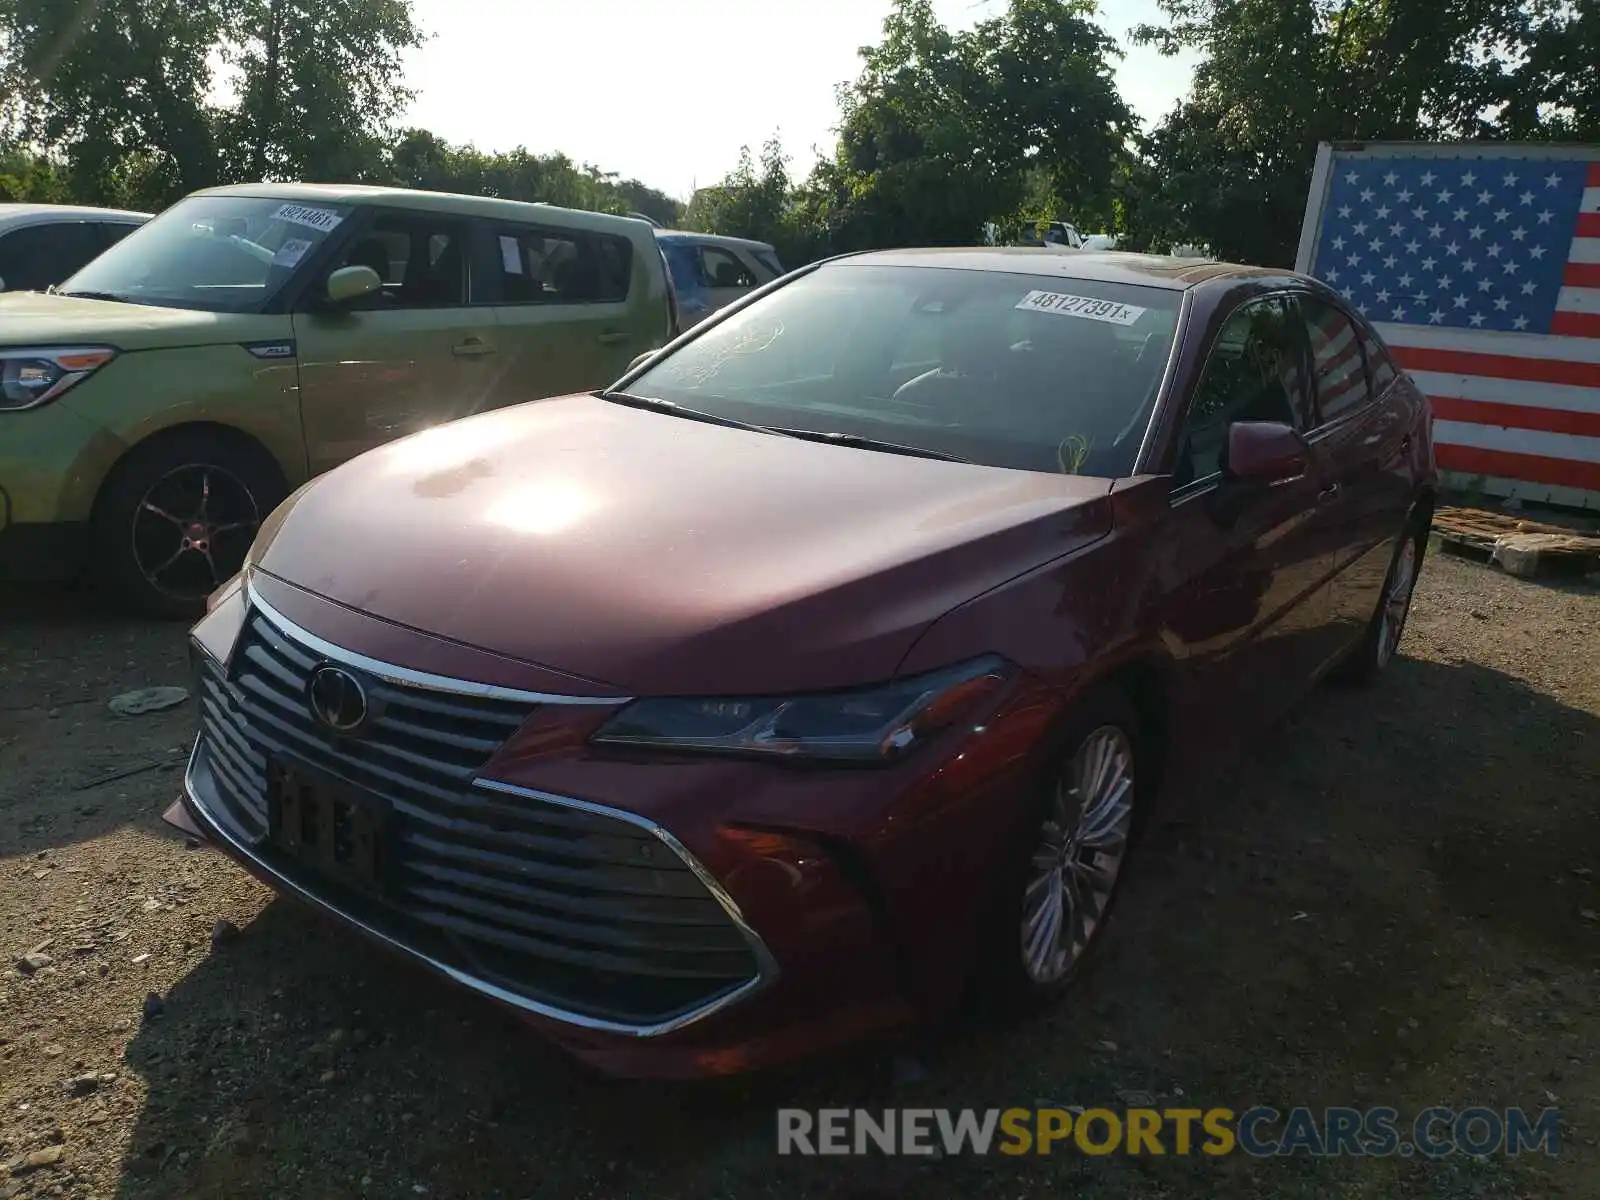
[173,249,1436,1078]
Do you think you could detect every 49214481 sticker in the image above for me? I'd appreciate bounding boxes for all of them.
[1015,290,1146,326]
[271,203,344,234]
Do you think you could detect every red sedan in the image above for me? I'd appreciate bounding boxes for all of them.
[173,249,1436,1077]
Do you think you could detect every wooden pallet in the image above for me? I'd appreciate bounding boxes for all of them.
[1433,506,1600,578]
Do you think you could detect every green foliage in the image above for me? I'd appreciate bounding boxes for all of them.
[220,0,423,183]
[0,0,682,224]
[682,136,825,265]
[2,0,1592,270]
[1125,0,1600,265]
[687,0,1134,263]
[383,129,681,223]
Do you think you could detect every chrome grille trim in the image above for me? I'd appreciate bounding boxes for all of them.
[183,597,776,1036]
[243,573,632,707]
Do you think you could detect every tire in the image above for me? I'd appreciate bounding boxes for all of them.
[1332,510,1429,687]
[984,689,1149,1011]
[92,429,286,620]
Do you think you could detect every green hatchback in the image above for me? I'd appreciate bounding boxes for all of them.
[0,183,677,615]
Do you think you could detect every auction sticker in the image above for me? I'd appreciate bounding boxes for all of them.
[1016,290,1145,325]
[271,203,344,233]
[272,238,313,268]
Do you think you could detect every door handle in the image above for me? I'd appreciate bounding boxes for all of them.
[452,337,496,358]
[1317,482,1341,504]
[596,330,630,346]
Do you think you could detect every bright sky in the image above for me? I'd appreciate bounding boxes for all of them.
[402,0,1200,201]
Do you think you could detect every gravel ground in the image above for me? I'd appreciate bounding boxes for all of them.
[2,547,1597,1199]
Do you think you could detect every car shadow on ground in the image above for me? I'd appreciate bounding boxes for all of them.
[108,648,1598,1200]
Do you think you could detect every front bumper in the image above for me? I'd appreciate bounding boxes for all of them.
[179,574,1051,1076]
[0,398,125,582]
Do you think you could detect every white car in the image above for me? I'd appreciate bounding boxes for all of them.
[0,203,151,293]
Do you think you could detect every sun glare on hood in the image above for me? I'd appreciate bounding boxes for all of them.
[484,479,599,536]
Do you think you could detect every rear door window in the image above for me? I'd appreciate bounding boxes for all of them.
[479,225,633,305]
[1299,295,1371,424]
[0,222,101,291]
[98,222,141,250]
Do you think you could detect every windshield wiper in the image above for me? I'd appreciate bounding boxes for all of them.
[58,289,134,304]
[597,391,776,435]
[765,427,973,464]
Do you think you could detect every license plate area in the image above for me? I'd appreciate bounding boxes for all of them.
[267,760,391,897]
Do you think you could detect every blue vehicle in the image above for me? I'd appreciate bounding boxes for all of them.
[655,231,784,328]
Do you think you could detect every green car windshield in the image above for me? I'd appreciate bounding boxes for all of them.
[59,195,352,313]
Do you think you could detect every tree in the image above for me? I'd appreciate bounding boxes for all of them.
[818,0,1135,250]
[0,0,228,206]
[1124,0,1600,265]
[219,0,423,183]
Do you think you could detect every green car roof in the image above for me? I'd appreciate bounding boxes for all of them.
[190,182,653,237]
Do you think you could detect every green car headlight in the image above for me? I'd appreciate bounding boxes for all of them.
[0,346,117,411]
[591,656,1013,764]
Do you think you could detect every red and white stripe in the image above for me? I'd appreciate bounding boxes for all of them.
[1552,161,1600,339]
[1376,323,1600,503]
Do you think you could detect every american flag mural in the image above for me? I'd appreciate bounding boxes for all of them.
[1298,144,1600,506]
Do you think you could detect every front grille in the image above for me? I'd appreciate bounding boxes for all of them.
[189,601,765,1029]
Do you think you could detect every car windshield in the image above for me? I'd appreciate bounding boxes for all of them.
[622,262,1182,477]
[59,195,353,313]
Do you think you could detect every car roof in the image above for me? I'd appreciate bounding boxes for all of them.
[838,247,1276,291]
[0,203,152,227]
[655,229,777,252]
[189,183,652,237]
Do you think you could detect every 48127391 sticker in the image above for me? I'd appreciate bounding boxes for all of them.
[1016,291,1146,326]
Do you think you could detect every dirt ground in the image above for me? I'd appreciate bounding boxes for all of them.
[2,547,1597,1200]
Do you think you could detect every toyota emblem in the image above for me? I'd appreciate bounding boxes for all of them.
[307,664,369,733]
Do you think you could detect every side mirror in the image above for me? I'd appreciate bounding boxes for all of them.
[325,265,381,305]
[1224,421,1310,483]
[626,350,658,373]
[0,275,8,292]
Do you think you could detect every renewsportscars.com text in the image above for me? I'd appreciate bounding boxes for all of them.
[776,1106,1560,1158]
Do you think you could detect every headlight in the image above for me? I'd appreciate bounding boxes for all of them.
[591,656,1012,764]
[0,346,117,411]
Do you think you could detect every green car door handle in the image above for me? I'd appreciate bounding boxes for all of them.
[452,337,497,357]
[596,331,630,346]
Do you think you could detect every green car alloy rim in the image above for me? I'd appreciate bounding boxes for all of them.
[131,464,261,601]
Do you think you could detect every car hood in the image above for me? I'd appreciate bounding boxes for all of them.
[0,291,274,351]
[253,395,1115,696]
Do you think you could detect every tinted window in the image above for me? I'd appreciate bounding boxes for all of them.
[62,196,352,312]
[753,248,785,277]
[1363,327,1399,394]
[0,222,101,291]
[328,212,466,310]
[1301,296,1370,423]
[700,246,757,289]
[483,226,632,305]
[660,241,703,293]
[99,222,141,249]
[1176,297,1309,486]
[625,263,1182,478]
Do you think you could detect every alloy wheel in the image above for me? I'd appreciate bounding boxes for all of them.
[1376,536,1419,670]
[1020,726,1135,985]
[131,464,261,602]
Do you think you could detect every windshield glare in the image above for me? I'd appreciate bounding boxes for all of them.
[626,263,1181,477]
[60,195,352,313]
